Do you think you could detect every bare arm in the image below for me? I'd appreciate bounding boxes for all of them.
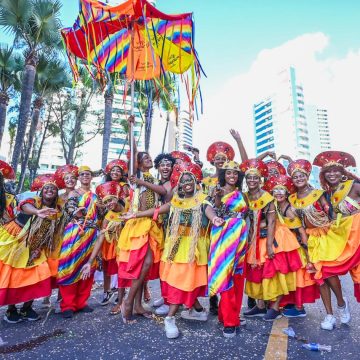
[124,203,171,220]
[266,202,276,259]
[128,115,137,175]
[257,151,276,161]
[230,129,248,162]
[21,203,58,218]
[135,177,167,196]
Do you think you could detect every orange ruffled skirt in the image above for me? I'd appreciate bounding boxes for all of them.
[0,221,52,306]
[245,224,303,301]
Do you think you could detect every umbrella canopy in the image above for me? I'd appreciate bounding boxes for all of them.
[62,0,200,82]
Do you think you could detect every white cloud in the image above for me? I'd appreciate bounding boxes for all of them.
[191,32,360,166]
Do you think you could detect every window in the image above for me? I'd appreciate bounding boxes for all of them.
[257,129,273,140]
[257,144,275,152]
[256,122,273,134]
[255,109,272,120]
[254,101,272,114]
[257,137,274,147]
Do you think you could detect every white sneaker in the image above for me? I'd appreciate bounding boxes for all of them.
[338,297,351,324]
[321,314,336,331]
[155,304,169,316]
[164,316,179,339]
[240,317,247,326]
[180,308,208,322]
[153,297,164,307]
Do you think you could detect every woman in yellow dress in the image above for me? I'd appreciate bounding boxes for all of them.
[0,160,17,225]
[288,159,351,331]
[0,174,62,323]
[121,162,222,338]
[313,151,360,303]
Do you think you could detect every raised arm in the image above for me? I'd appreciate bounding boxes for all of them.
[230,129,248,162]
[129,176,167,196]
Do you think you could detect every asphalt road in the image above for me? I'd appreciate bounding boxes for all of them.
[0,275,358,360]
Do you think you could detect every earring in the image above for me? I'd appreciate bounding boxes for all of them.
[341,175,348,182]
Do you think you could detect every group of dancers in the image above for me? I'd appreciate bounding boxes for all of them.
[0,120,359,339]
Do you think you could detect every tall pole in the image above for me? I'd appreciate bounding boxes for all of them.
[130,23,135,176]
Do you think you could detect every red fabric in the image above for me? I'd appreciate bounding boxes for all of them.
[218,274,245,327]
[59,275,94,312]
[354,284,360,302]
[245,263,263,283]
[263,250,302,279]
[320,244,360,281]
[0,278,51,306]
[103,258,118,276]
[118,242,158,281]
[51,277,58,290]
[118,242,149,280]
[280,284,320,308]
[161,281,206,308]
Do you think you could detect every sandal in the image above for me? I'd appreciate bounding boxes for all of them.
[110,303,122,315]
[134,311,153,319]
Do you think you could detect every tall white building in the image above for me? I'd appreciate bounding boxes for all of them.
[307,106,331,161]
[253,67,310,160]
[177,110,193,154]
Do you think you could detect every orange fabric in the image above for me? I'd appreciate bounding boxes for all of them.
[0,260,51,289]
[47,258,59,277]
[273,222,301,254]
[160,261,207,292]
[350,264,360,283]
[102,239,117,261]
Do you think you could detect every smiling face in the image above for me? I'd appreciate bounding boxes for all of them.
[225,169,239,186]
[103,196,118,211]
[291,171,308,189]
[268,168,280,177]
[272,187,288,203]
[42,184,58,202]
[213,154,227,170]
[110,166,123,182]
[323,166,343,187]
[139,153,153,170]
[64,173,77,190]
[246,173,261,191]
[79,171,92,186]
[158,160,173,181]
[179,173,195,196]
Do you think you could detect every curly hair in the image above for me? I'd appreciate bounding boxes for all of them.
[319,165,360,191]
[154,153,176,169]
[218,169,245,189]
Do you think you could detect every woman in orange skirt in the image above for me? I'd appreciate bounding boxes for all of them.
[288,159,352,331]
[313,151,360,302]
[0,174,63,323]
[0,160,17,225]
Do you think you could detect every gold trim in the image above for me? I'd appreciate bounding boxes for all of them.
[245,191,273,210]
[171,191,207,210]
[331,180,353,207]
[288,189,324,209]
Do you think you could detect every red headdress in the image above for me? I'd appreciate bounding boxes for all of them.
[240,159,268,178]
[170,151,192,165]
[206,142,235,163]
[31,174,63,191]
[266,161,286,177]
[170,162,203,188]
[96,181,122,201]
[105,159,128,175]
[313,151,356,169]
[54,165,79,188]
[287,159,312,177]
[264,175,296,194]
[0,160,15,180]
[314,151,360,190]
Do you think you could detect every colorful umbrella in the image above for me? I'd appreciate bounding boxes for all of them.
[62,0,202,172]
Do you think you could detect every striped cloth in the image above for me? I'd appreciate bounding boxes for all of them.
[57,191,98,286]
[208,190,248,296]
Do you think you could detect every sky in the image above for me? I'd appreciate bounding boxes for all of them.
[1,0,360,166]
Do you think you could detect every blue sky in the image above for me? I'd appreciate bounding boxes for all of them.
[56,0,360,94]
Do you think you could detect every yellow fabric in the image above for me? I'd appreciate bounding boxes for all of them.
[245,191,274,211]
[331,180,353,207]
[245,272,296,301]
[288,189,324,209]
[170,191,207,210]
[307,216,353,263]
[273,222,300,254]
[0,222,47,269]
[161,229,209,265]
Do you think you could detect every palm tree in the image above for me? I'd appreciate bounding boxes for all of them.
[17,55,70,191]
[0,0,62,171]
[0,45,22,148]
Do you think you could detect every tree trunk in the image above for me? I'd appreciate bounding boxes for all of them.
[101,88,113,168]
[144,105,153,152]
[0,91,9,149]
[11,53,37,171]
[17,97,43,192]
